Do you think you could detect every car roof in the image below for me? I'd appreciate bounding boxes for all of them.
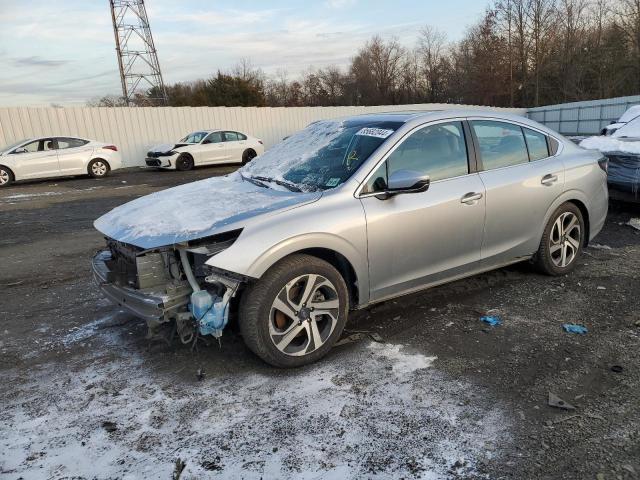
[341,109,546,129]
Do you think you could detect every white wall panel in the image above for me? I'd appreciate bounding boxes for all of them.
[0,103,524,167]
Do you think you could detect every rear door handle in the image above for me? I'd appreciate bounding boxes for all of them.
[541,174,558,186]
[461,192,483,204]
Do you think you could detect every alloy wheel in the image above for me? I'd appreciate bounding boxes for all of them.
[549,212,581,268]
[0,169,9,185]
[268,274,340,357]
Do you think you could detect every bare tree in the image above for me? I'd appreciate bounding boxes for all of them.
[615,0,640,91]
[528,0,558,106]
[417,26,448,102]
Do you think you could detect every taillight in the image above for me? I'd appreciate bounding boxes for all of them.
[103,145,118,151]
[598,157,608,173]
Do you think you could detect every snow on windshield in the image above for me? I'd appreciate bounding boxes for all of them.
[618,105,640,123]
[240,120,345,183]
[613,116,640,139]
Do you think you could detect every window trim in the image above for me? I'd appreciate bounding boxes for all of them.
[355,118,473,198]
[467,117,563,172]
[55,137,89,150]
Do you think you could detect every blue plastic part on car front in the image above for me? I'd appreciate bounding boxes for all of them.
[189,290,228,337]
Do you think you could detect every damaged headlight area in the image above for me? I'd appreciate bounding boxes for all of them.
[92,229,246,345]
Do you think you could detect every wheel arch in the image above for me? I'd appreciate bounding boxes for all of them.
[242,148,257,164]
[539,191,591,248]
[239,233,369,308]
[0,164,16,181]
[566,199,590,247]
[292,247,360,308]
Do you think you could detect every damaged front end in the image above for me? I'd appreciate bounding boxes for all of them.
[92,229,247,344]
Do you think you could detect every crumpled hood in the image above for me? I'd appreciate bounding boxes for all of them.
[148,143,191,154]
[94,172,321,249]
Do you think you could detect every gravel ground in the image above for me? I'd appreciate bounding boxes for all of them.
[1,167,639,479]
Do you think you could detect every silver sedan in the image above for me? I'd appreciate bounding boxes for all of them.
[93,110,609,367]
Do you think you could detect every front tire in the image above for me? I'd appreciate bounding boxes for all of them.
[535,202,584,275]
[0,166,14,187]
[88,159,109,178]
[239,254,349,368]
[176,154,194,171]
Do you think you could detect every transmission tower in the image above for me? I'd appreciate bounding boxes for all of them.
[109,0,168,106]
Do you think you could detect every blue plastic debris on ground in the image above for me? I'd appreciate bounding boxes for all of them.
[562,324,588,335]
[480,315,502,326]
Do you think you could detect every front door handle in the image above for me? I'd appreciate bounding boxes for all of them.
[541,174,558,186]
[461,192,483,204]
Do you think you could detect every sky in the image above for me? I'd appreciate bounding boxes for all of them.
[0,0,488,106]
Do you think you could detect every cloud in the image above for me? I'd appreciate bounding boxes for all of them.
[164,9,278,28]
[325,0,357,8]
[12,56,68,68]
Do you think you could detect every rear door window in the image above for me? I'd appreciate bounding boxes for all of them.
[57,138,89,149]
[204,132,223,144]
[223,131,239,142]
[523,128,549,161]
[472,120,529,170]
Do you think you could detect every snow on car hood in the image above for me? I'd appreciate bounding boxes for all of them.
[580,135,640,155]
[94,172,321,249]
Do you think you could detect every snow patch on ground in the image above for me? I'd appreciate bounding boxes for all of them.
[1,191,64,200]
[1,332,508,480]
[580,136,640,155]
[61,313,119,346]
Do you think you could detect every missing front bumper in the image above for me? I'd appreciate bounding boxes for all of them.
[92,250,190,322]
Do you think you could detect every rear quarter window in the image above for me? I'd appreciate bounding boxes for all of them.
[523,128,549,161]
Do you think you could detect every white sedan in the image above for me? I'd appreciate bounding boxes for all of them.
[0,136,122,187]
[145,130,264,171]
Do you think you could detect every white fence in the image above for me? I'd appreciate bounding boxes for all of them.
[527,95,640,136]
[0,104,525,167]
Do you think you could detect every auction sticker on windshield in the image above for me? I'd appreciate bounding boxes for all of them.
[356,128,394,139]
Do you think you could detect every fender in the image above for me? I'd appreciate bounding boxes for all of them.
[245,232,370,306]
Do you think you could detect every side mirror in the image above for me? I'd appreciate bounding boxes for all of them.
[11,147,28,154]
[202,139,211,144]
[376,170,430,199]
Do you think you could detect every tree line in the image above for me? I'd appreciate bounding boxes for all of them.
[90,0,640,109]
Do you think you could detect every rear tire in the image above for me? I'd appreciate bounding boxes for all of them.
[242,149,257,165]
[535,202,585,276]
[88,159,109,178]
[239,254,349,368]
[0,166,14,187]
[176,154,194,171]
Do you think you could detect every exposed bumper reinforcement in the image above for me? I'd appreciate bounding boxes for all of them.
[92,250,189,322]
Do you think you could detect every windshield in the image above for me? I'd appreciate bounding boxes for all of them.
[179,131,209,143]
[2,139,29,153]
[240,119,402,191]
